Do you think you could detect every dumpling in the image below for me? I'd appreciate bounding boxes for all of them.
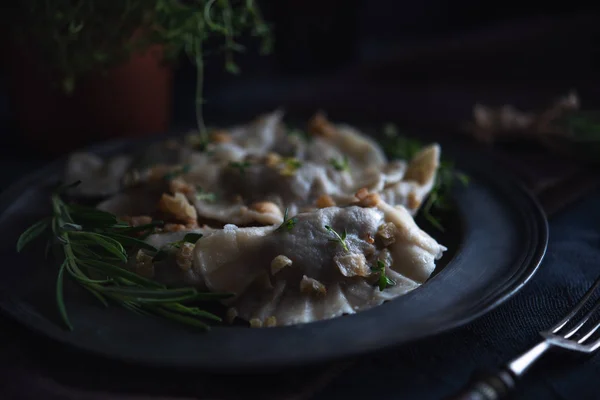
[191,199,446,326]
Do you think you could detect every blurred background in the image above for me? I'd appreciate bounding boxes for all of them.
[1,0,600,161]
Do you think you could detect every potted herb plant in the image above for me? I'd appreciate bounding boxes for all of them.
[3,0,271,154]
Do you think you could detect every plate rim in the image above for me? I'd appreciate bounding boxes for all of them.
[0,135,549,371]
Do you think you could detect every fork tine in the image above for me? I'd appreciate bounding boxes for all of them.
[576,299,600,344]
[552,276,600,333]
[563,298,600,339]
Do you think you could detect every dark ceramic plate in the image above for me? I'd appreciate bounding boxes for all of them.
[0,137,548,371]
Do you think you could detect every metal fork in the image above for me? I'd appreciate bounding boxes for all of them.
[449,276,600,400]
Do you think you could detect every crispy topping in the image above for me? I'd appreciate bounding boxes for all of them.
[300,275,327,296]
[264,152,282,168]
[308,112,337,138]
[316,194,336,208]
[354,188,381,208]
[175,242,194,271]
[210,130,232,143]
[169,178,195,195]
[271,255,293,275]
[134,249,155,278]
[377,222,396,247]
[249,318,263,328]
[250,201,283,219]
[407,191,421,210]
[158,192,198,222]
[334,253,370,277]
[226,308,238,324]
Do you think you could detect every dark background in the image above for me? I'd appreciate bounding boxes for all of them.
[2,0,600,155]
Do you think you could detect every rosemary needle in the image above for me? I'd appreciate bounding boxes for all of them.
[17,183,232,331]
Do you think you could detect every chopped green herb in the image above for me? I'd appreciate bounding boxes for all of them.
[371,260,396,291]
[196,188,217,203]
[275,208,298,232]
[324,225,349,252]
[229,161,251,175]
[164,164,191,181]
[280,157,303,176]
[329,156,350,172]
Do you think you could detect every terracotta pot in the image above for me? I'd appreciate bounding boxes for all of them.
[5,42,173,155]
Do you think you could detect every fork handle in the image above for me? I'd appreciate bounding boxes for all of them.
[446,368,517,400]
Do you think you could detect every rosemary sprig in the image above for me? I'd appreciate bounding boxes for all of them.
[324,225,349,252]
[329,156,350,172]
[371,260,396,291]
[17,182,232,331]
[274,208,297,232]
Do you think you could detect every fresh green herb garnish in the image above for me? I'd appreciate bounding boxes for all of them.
[382,123,469,231]
[324,225,349,252]
[196,188,217,203]
[371,260,396,291]
[275,208,297,232]
[17,182,229,331]
[280,157,303,176]
[329,156,350,172]
[9,1,273,146]
[228,161,251,175]
[164,164,191,181]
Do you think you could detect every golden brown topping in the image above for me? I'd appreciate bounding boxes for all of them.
[407,191,421,210]
[334,253,370,277]
[364,232,375,244]
[158,192,197,222]
[300,275,327,296]
[354,188,380,208]
[249,201,283,219]
[377,222,397,247]
[308,112,337,138]
[249,318,263,328]
[265,316,277,327]
[226,308,238,324]
[264,152,282,168]
[316,194,336,209]
[169,178,195,195]
[134,250,155,278]
[355,188,369,201]
[210,129,232,143]
[271,255,293,275]
[175,242,195,271]
[403,145,439,185]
